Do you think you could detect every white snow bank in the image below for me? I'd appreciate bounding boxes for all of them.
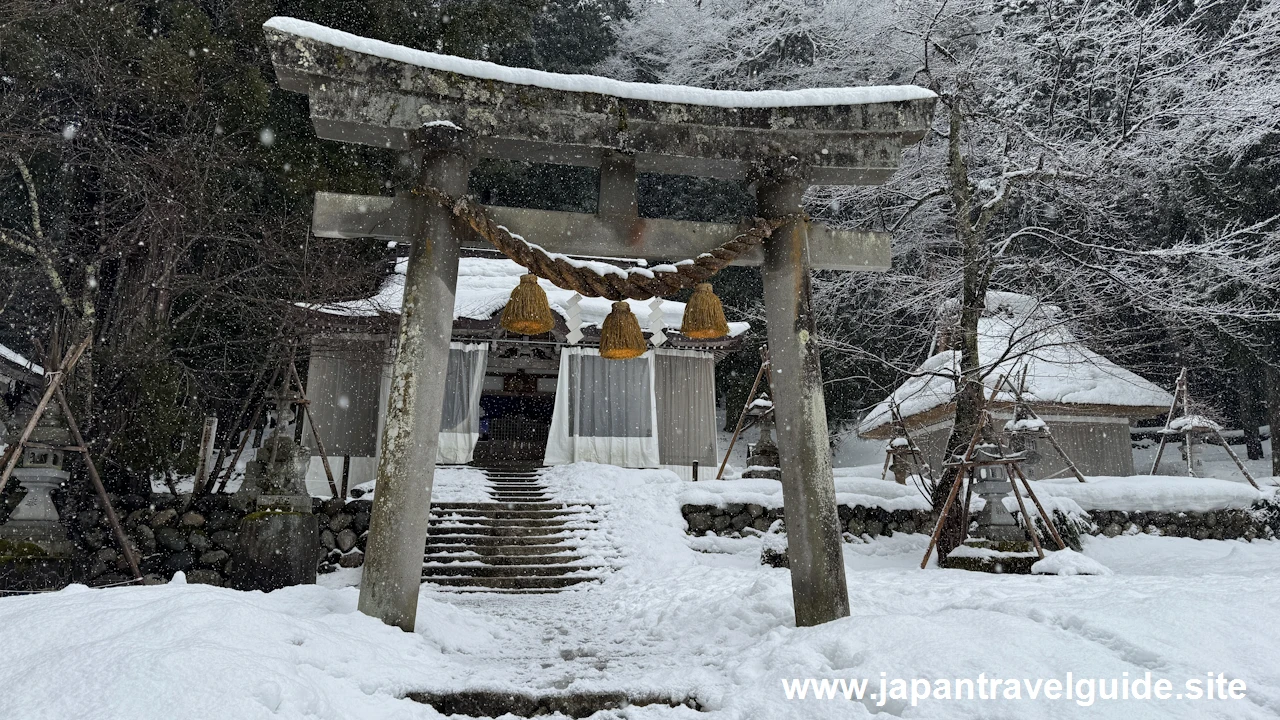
[309,256,750,336]
[680,474,930,512]
[860,291,1173,434]
[0,582,464,719]
[1028,475,1273,513]
[1032,549,1113,576]
[266,17,935,109]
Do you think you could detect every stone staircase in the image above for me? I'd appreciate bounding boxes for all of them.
[422,468,605,593]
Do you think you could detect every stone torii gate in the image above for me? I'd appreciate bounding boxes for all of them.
[264,17,935,631]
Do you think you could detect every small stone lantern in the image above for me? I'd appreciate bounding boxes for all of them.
[0,403,75,558]
[969,445,1026,543]
[743,408,782,481]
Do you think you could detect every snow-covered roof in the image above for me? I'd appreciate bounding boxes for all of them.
[859,292,1173,436]
[307,256,750,337]
[0,342,43,378]
[264,17,936,109]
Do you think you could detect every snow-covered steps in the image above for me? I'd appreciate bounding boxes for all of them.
[421,468,607,593]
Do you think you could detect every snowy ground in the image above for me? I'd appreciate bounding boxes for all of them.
[3,463,1279,719]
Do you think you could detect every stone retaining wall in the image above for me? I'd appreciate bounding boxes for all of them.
[681,501,1280,542]
[62,492,252,587]
[681,503,933,539]
[18,491,377,588]
[1087,505,1279,541]
[316,498,371,573]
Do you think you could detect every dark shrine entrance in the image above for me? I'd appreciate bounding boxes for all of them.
[473,341,559,465]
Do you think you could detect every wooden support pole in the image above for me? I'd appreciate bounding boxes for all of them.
[289,363,340,498]
[1210,428,1261,490]
[716,358,768,480]
[1150,369,1185,474]
[1006,465,1044,560]
[52,385,143,580]
[359,127,471,631]
[1000,383,1087,484]
[920,471,967,569]
[758,171,849,626]
[1011,466,1068,551]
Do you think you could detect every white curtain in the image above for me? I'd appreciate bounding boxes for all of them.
[654,348,719,469]
[544,347,660,467]
[436,342,489,464]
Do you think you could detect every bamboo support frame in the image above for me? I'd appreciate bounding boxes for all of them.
[1,335,141,581]
[53,385,142,580]
[999,374,1087,484]
[0,335,92,496]
[920,406,990,569]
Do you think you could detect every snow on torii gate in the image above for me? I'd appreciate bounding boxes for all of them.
[264,17,935,630]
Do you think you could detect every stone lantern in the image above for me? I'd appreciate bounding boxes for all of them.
[968,445,1026,543]
[743,408,782,481]
[0,403,75,558]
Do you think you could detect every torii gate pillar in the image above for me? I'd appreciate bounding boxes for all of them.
[359,127,472,631]
[758,172,850,626]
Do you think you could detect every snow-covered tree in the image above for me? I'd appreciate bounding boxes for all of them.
[606,0,1280,549]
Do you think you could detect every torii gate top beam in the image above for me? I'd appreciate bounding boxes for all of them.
[264,18,936,187]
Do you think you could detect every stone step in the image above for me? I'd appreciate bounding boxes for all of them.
[488,489,550,497]
[424,553,584,566]
[422,562,582,577]
[428,525,579,538]
[430,517,573,529]
[433,522,594,534]
[436,587,565,594]
[430,509,586,520]
[433,502,587,512]
[421,575,599,590]
[426,533,575,547]
[427,543,580,557]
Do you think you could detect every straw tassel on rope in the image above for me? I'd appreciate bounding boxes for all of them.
[599,302,647,360]
[500,274,556,335]
[680,282,730,339]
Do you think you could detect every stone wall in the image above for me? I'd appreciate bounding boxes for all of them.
[61,492,252,587]
[316,498,371,573]
[1087,505,1279,541]
[14,490,377,588]
[680,501,1280,543]
[681,503,933,539]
